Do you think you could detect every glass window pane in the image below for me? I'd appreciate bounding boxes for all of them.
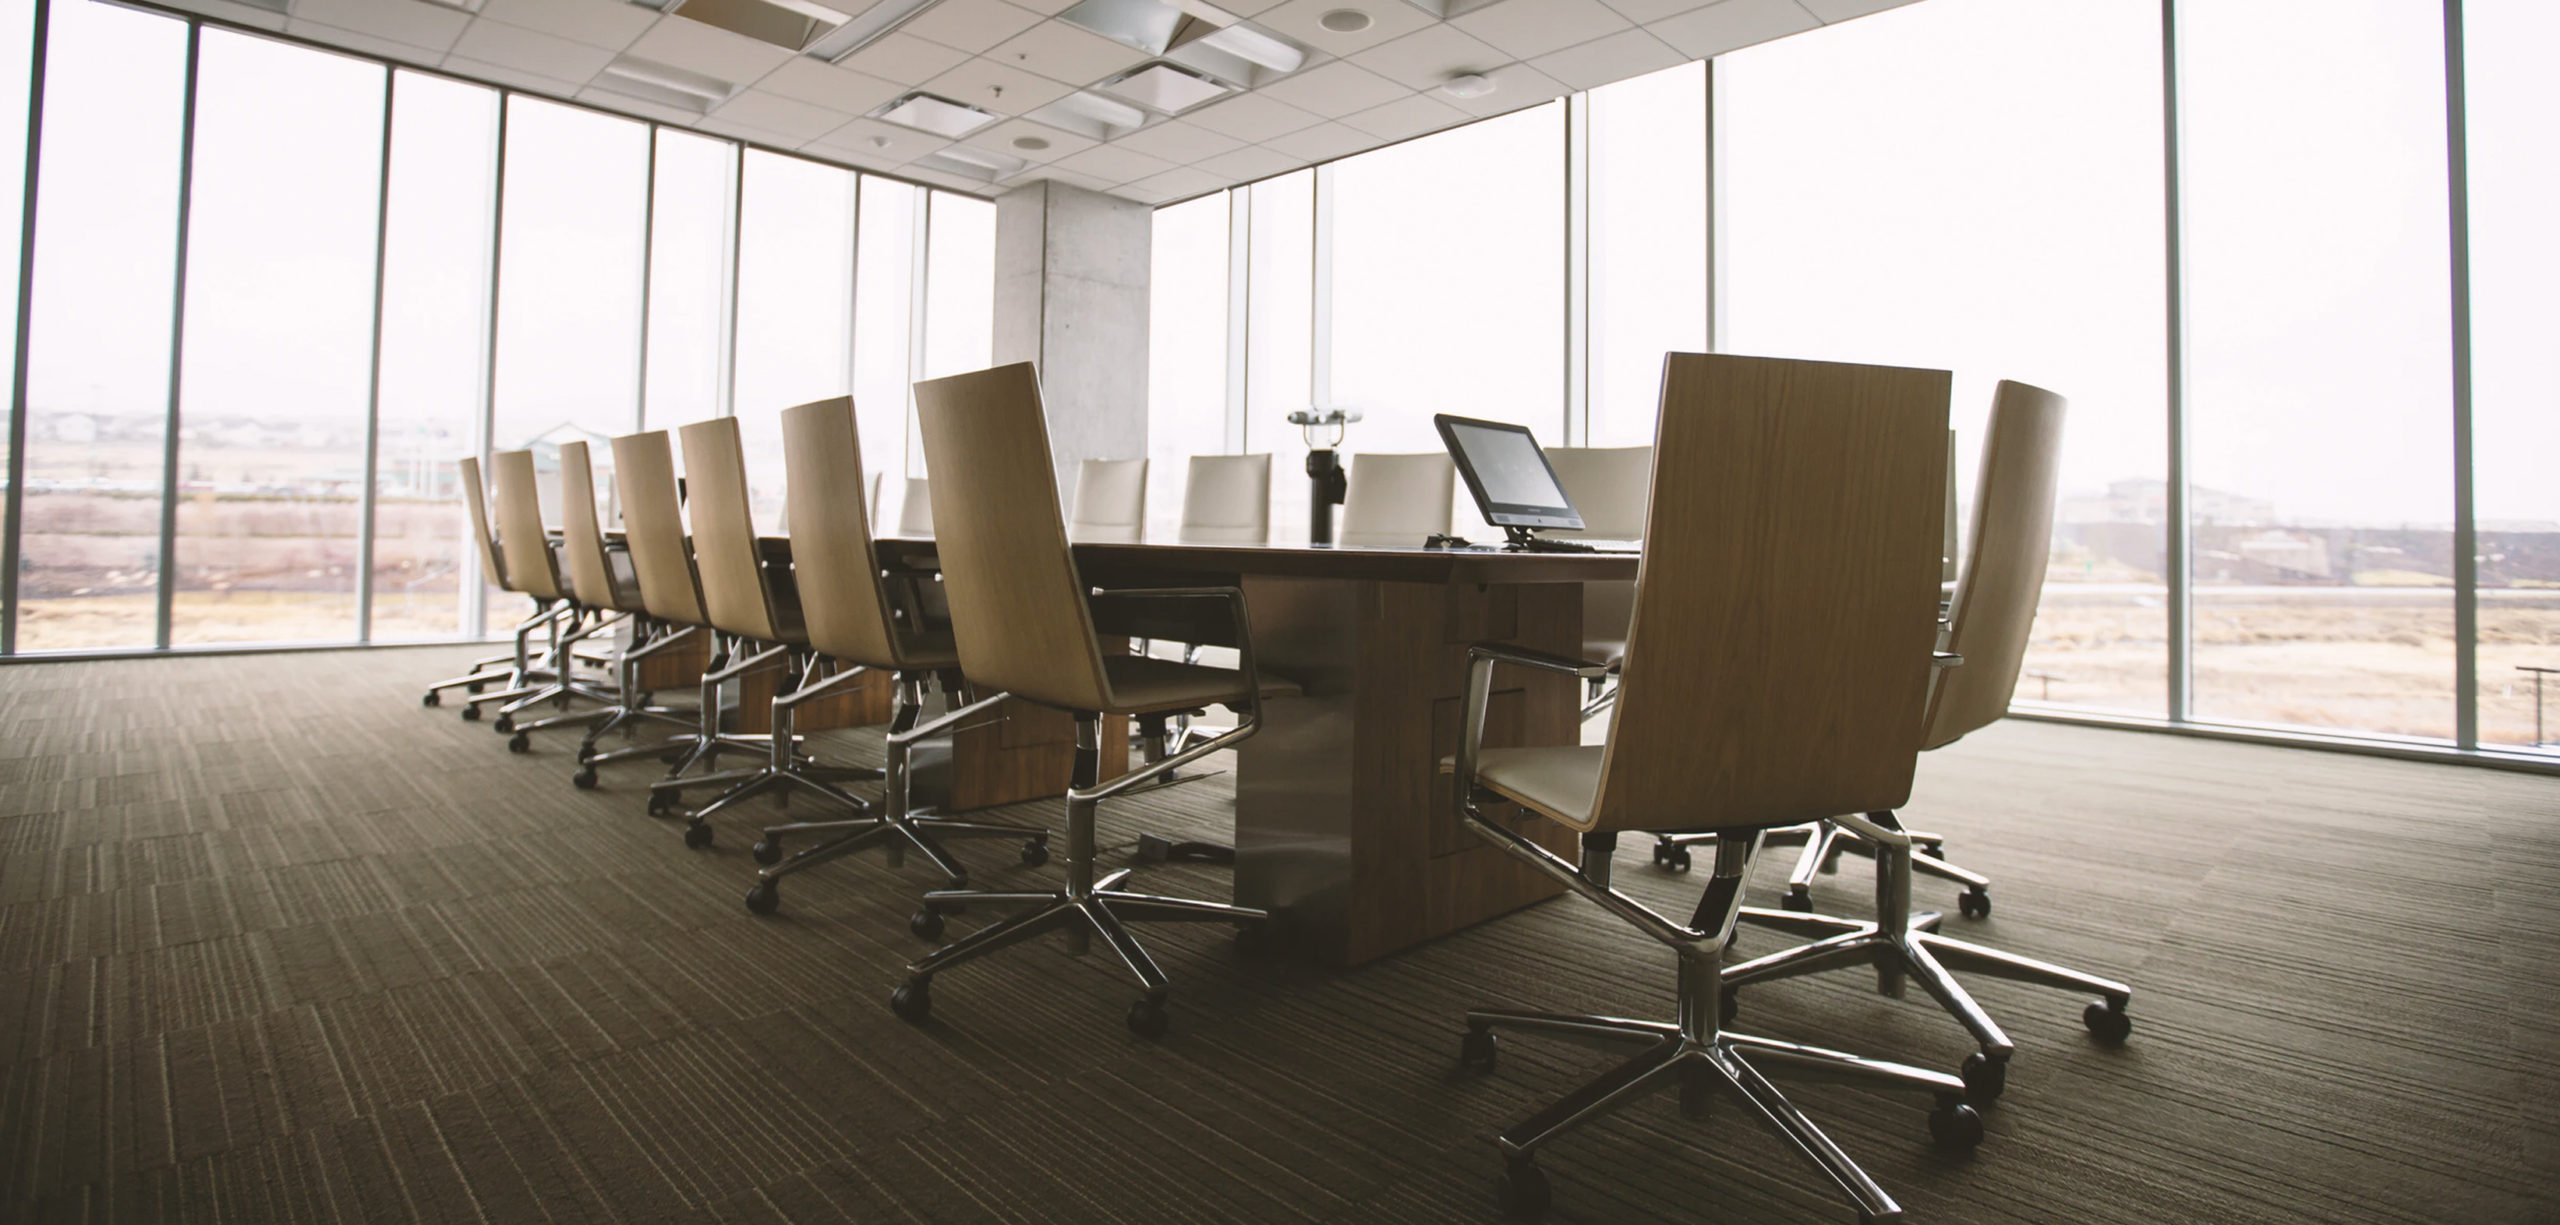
[373,72,496,643]
[1146,191,1228,542]
[0,0,30,647]
[643,130,734,432]
[852,176,915,485]
[917,190,993,475]
[15,0,188,651]
[2180,0,2452,740]
[1243,171,1311,545]
[1719,0,2169,716]
[733,149,854,525]
[2466,0,2560,754]
[170,31,383,646]
[1588,61,1705,447]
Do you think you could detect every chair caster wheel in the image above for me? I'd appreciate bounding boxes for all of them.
[1125,997,1169,1039]
[1780,888,1813,913]
[461,705,482,722]
[1021,838,1050,868]
[1961,1052,2007,1102]
[572,767,597,789]
[909,908,946,940]
[752,839,783,866]
[1459,1027,1497,1072]
[1920,840,1948,860]
[1135,833,1170,864]
[1958,887,1991,920]
[1651,841,1691,872]
[576,743,596,765]
[507,733,531,754]
[744,882,779,916]
[467,680,485,694]
[647,791,678,817]
[1495,1160,1549,1218]
[683,823,714,850]
[2084,998,2132,1045]
[1930,1100,1985,1151]
[890,979,931,1023]
[421,692,441,708]
[492,714,513,734]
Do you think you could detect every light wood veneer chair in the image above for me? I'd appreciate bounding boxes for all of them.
[1543,444,1651,716]
[892,361,1294,1039]
[1067,457,1148,543]
[647,417,880,848]
[463,449,618,740]
[1336,451,1453,548]
[1448,353,1981,1222]
[419,454,568,712]
[739,396,1050,916]
[1718,379,2133,1106]
[547,440,702,788]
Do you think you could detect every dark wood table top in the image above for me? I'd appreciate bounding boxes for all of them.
[875,537,1639,584]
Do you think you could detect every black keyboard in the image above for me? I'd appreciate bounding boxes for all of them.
[1517,537,1598,553]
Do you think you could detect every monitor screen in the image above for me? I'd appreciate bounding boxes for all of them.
[1435,414,1584,531]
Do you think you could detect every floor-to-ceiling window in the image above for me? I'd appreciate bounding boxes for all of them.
[2462,0,2560,753]
[1242,170,1312,546]
[1145,191,1229,542]
[732,149,856,525]
[914,190,994,478]
[0,0,29,652]
[170,31,383,645]
[12,0,188,651]
[851,178,917,493]
[642,130,735,434]
[1586,61,1705,447]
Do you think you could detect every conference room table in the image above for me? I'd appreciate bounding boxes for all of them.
[872,536,1640,967]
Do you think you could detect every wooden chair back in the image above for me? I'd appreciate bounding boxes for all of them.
[609,430,708,626]
[555,441,634,614]
[1179,453,1271,544]
[456,455,508,592]
[1588,353,1950,833]
[1069,457,1149,543]
[677,417,783,643]
[910,363,1114,712]
[489,449,563,601]
[1924,380,2067,749]
[780,396,905,668]
[1338,452,1453,548]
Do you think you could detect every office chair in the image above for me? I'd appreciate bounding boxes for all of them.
[1068,457,1148,543]
[647,417,880,847]
[1336,452,1454,548]
[891,362,1292,1038]
[1450,353,1980,1222]
[1543,444,1650,719]
[1177,453,1271,545]
[463,449,618,744]
[1719,380,2133,1106]
[420,454,569,712]
[741,396,1049,915]
[547,440,700,788]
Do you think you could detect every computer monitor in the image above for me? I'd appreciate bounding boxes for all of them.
[1434,414,1584,534]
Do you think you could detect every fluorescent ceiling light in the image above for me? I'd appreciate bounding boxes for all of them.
[595,55,741,112]
[415,0,489,11]
[931,144,1027,175]
[876,91,1000,138]
[803,0,944,61]
[1193,22,1302,73]
[1023,91,1148,140]
[1059,0,1189,55]
[1099,62,1229,114]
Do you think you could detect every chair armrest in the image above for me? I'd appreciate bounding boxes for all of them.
[1087,586,1264,713]
[1454,642,1613,826]
[1466,641,1615,681]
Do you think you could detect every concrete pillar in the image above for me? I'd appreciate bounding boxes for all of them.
[992,180,1152,506]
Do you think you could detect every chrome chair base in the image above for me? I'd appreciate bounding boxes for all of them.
[644,636,880,848]
[1725,811,2132,1103]
[1652,817,1990,918]
[889,705,1266,1039]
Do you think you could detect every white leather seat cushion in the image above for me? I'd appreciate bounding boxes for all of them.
[1474,745,1604,828]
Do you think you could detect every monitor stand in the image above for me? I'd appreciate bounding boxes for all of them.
[1503,526,1596,554]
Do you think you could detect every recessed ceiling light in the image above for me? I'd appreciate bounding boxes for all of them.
[1195,23,1304,74]
[1012,135,1052,150]
[1099,62,1230,114]
[1441,72,1496,100]
[1319,9,1370,32]
[594,55,741,112]
[875,91,1001,138]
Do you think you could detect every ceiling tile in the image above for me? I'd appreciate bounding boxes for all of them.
[837,32,974,84]
[1006,0,1086,13]
[1181,91,1322,143]
[984,19,1150,86]
[1441,60,1567,115]
[441,53,587,94]
[808,116,953,163]
[1194,143,1302,182]
[691,113,799,147]
[1349,23,1509,92]
[753,57,906,113]
[1527,27,1681,89]
[1107,118,1244,162]
[711,88,854,140]
[291,0,470,52]
[901,0,1047,54]
[904,165,1004,195]
[1594,0,1717,23]
[1251,0,1440,58]
[1125,164,1230,200]
[1338,90,1466,140]
[474,0,658,52]
[958,116,1100,162]
[1215,0,1292,15]
[1798,0,1918,19]
[167,0,287,33]
[623,15,796,86]
[1030,165,1121,193]
[923,56,1078,116]
[1450,0,1632,60]
[450,20,618,84]
[575,85,707,125]
[1050,142,1177,185]
[1260,119,1371,162]
[284,19,439,66]
[1252,59,1408,119]
[1647,0,1819,58]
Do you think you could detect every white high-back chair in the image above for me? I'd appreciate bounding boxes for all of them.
[1337,452,1454,548]
[1069,457,1149,543]
[1178,454,1272,545]
[1544,446,1653,677]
